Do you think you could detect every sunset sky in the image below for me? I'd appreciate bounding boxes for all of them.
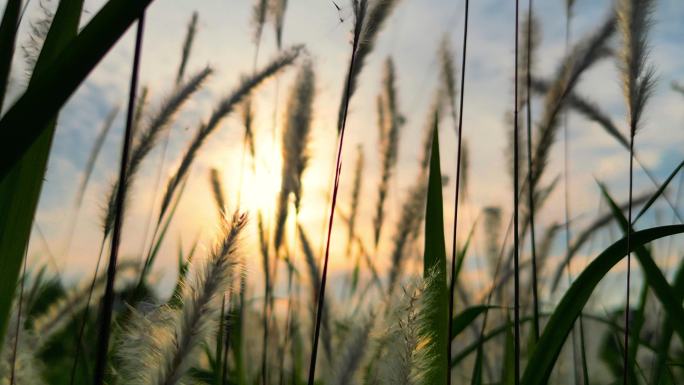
[13,0,684,302]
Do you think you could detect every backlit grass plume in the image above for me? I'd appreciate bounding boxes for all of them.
[117,212,247,385]
[373,57,402,249]
[176,11,198,84]
[157,45,303,226]
[102,67,213,236]
[336,0,400,133]
[209,168,227,218]
[616,0,656,379]
[251,0,268,45]
[269,0,288,49]
[274,60,315,251]
[346,145,364,256]
[438,36,458,130]
[531,15,615,193]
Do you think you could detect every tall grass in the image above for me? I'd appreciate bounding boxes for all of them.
[1,2,684,385]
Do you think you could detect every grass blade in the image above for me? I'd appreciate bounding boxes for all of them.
[0,0,84,347]
[0,0,158,177]
[422,124,448,385]
[0,0,21,111]
[520,224,684,385]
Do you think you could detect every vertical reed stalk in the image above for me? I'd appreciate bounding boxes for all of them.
[307,2,366,383]
[92,13,145,385]
[525,0,540,343]
[447,1,469,384]
[513,1,521,383]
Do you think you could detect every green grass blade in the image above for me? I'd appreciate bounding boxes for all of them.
[520,224,684,385]
[451,305,491,341]
[422,124,449,385]
[502,315,516,385]
[0,0,84,348]
[600,183,684,382]
[634,159,684,223]
[0,0,21,111]
[651,260,684,385]
[0,0,157,178]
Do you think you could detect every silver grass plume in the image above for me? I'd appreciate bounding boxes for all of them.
[386,110,435,294]
[336,0,400,133]
[373,57,402,249]
[176,12,198,85]
[482,206,502,277]
[413,269,443,385]
[617,0,656,375]
[274,60,315,250]
[269,0,288,49]
[617,0,656,137]
[118,213,247,385]
[102,67,213,236]
[252,0,269,44]
[346,145,365,256]
[438,36,458,129]
[530,78,629,148]
[329,316,374,385]
[374,280,432,385]
[158,46,303,222]
[460,139,469,201]
[531,15,615,192]
[75,106,119,205]
[209,168,227,217]
[133,86,150,137]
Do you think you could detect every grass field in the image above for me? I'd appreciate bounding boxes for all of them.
[0,0,683,384]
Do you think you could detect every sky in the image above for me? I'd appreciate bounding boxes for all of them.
[8,0,684,305]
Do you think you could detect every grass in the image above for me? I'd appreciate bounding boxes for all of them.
[0,1,683,385]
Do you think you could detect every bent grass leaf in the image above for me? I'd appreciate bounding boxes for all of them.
[520,224,684,385]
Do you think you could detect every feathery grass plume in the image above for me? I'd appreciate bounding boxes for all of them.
[617,0,656,137]
[176,11,198,84]
[274,60,316,250]
[157,45,303,226]
[133,86,149,136]
[386,110,435,295]
[336,0,400,133]
[118,213,247,385]
[269,0,288,49]
[459,140,469,200]
[373,57,402,249]
[482,206,502,277]
[438,36,458,130]
[531,78,628,148]
[530,15,615,193]
[617,0,656,378]
[241,100,256,168]
[75,106,119,205]
[209,168,226,218]
[372,282,431,385]
[329,316,374,385]
[346,145,365,256]
[102,67,213,236]
[252,0,269,46]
